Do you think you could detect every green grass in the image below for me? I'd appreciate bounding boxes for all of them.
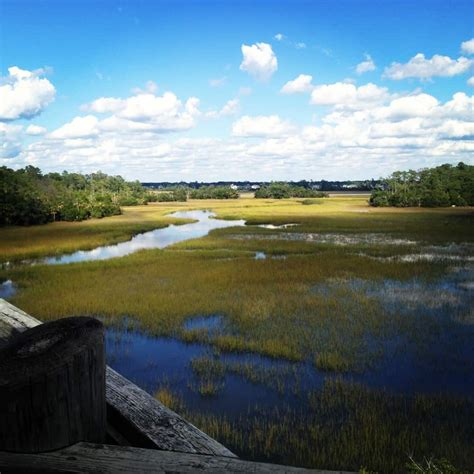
[315,352,352,372]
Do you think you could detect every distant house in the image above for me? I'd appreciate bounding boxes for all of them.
[230,184,238,190]
[251,184,260,190]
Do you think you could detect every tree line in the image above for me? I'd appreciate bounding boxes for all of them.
[254,183,328,199]
[369,162,474,207]
[0,166,151,226]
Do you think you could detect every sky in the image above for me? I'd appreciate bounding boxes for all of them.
[1,0,473,181]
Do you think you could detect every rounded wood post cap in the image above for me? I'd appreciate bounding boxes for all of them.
[0,317,106,453]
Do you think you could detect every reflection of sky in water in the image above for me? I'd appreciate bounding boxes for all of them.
[105,303,474,422]
[311,267,473,320]
[42,210,245,265]
[0,280,16,299]
[105,324,293,415]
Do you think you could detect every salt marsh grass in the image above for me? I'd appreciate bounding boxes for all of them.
[1,195,473,471]
[157,379,474,472]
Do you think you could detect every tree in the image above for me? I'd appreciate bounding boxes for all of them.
[369,163,474,208]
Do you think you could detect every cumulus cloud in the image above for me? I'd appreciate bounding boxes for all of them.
[385,93,439,120]
[80,90,201,133]
[0,123,22,159]
[232,115,294,137]
[240,43,278,81]
[13,89,474,181]
[461,38,474,55]
[131,80,158,95]
[274,33,285,41]
[280,74,314,94]
[206,99,240,118]
[0,66,55,121]
[356,54,376,74]
[50,115,100,139]
[26,124,47,135]
[383,53,473,80]
[310,82,390,109]
[468,76,474,87]
[82,97,123,113]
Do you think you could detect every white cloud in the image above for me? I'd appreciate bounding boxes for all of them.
[82,97,123,113]
[310,82,390,109]
[0,66,55,121]
[437,92,474,121]
[50,115,100,139]
[118,92,186,121]
[467,76,474,87]
[206,99,240,118]
[280,74,314,94]
[13,88,474,180]
[81,90,200,133]
[295,42,306,49]
[438,120,474,139]
[461,38,474,55]
[274,33,285,41]
[240,43,278,81]
[383,53,473,80]
[356,54,376,74]
[132,80,158,95]
[0,123,22,159]
[26,124,47,136]
[386,93,439,120]
[232,115,294,137]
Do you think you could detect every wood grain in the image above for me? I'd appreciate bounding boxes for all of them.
[0,317,106,452]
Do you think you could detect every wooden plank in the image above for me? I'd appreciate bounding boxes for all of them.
[0,299,40,346]
[0,442,351,473]
[0,299,235,457]
[106,367,235,457]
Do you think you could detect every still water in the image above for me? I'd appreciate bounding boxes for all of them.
[42,210,246,265]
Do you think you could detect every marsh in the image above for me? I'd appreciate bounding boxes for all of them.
[1,196,473,471]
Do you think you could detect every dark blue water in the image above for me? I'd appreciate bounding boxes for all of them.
[105,325,297,415]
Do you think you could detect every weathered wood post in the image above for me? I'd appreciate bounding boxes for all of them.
[0,317,106,453]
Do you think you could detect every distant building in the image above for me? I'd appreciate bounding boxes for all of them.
[230,184,238,190]
[251,184,260,190]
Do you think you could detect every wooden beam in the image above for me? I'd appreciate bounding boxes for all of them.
[106,367,235,456]
[0,299,235,457]
[0,299,41,347]
[0,442,350,473]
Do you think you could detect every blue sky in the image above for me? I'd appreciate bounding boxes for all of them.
[1,0,473,180]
